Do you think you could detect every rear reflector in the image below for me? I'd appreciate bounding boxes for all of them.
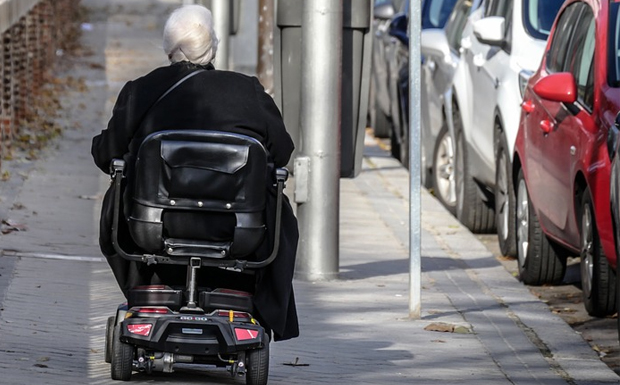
[235,328,259,341]
[127,323,152,336]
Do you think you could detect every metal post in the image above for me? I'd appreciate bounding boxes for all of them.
[257,0,274,95]
[409,0,422,319]
[211,0,230,70]
[294,0,342,281]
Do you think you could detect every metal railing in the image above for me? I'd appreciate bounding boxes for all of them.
[0,0,80,164]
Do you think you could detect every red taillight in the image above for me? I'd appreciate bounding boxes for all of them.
[216,310,251,319]
[235,328,259,341]
[127,323,152,336]
[132,307,171,314]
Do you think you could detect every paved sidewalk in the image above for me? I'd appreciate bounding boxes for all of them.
[0,0,618,384]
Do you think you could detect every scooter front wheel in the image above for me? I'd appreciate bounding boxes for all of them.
[111,324,134,381]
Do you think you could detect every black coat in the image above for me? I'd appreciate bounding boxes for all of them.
[92,62,299,341]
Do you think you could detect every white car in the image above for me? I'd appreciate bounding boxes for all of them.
[452,0,563,256]
[420,0,483,213]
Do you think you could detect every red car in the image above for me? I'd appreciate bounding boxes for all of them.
[513,0,618,317]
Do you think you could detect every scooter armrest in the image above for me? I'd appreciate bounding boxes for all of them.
[110,159,126,177]
[276,167,289,183]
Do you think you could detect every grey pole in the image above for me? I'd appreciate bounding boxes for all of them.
[294,0,343,281]
[212,0,231,70]
[257,0,275,95]
[409,0,422,318]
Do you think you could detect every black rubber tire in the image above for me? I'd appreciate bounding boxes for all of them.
[390,121,401,162]
[111,324,133,381]
[580,188,617,317]
[495,129,517,257]
[515,169,566,285]
[246,337,270,385]
[454,107,495,233]
[432,123,456,215]
[105,316,115,364]
[372,96,392,139]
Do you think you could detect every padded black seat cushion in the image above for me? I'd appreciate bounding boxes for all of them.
[127,130,269,258]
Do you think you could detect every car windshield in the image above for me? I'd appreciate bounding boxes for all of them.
[421,0,459,29]
[523,0,564,40]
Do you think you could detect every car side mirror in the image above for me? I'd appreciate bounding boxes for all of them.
[421,29,451,60]
[532,72,577,104]
[374,1,396,20]
[473,17,505,47]
[388,14,409,45]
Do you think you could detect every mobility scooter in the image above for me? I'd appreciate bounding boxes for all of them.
[103,130,288,385]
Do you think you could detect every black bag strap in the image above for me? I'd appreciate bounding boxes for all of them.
[155,69,206,106]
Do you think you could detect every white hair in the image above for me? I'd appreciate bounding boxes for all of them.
[163,5,219,65]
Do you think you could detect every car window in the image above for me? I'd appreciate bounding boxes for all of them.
[546,3,584,74]
[445,0,479,53]
[485,0,511,18]
[569,11,595,110]
[609,2,620,86]
[422,0,459,28]
[522,0,565,40]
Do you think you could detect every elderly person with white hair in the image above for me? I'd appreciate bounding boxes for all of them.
[91,5,299,342]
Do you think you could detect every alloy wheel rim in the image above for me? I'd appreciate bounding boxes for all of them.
[435,132,456,206]
[516,178,529,270]
[580,205,594,299]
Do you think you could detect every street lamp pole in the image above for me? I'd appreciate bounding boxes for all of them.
[295,0,343,281]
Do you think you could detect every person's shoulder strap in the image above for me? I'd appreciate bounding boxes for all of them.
[154,68,206,106]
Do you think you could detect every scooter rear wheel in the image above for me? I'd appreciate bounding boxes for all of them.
[111,324,133,381]
[104,316,114,364]
[246,337,269,385]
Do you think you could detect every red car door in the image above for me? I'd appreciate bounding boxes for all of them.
[525,3,595,248]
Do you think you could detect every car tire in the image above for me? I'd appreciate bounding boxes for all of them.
[515,169,566,285]
[580,188,617,317]
[454,106,495,233]
[432,122,456,214]
[495,129,517,257]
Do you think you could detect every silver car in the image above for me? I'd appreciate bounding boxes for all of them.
[420,0,482,213]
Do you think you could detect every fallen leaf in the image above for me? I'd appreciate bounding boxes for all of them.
[425,322,472,334]
[1,219,28,234]
[283,357,309,367]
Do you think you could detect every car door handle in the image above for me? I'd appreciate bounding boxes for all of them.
[428,59,436,72]
[473,53,485,68]
[540,120,554,134]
